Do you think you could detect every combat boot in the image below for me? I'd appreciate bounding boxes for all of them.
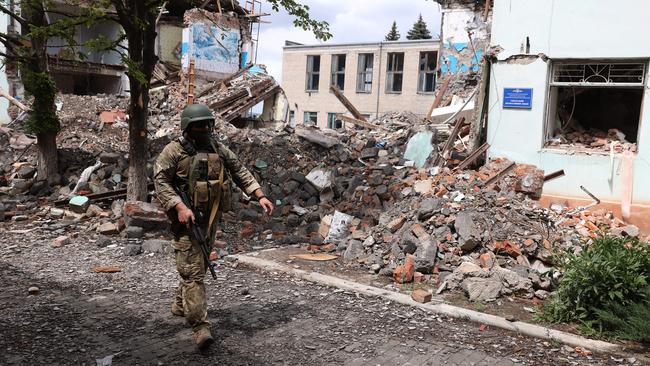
[194,327,214,349]
[171,302,184,317]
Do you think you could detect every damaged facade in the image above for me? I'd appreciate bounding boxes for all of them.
[485,0,650,227]
[42,1,128,95]
[435,0,491,95]
[181,8,253,80]
[4,1,259,98]
[436,0,650,229]
[282,40,439,129]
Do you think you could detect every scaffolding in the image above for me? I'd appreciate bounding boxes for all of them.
[243,0,270,64]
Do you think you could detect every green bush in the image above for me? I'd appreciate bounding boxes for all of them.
[539,236,650,343]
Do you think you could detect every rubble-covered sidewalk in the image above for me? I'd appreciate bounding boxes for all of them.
[0,220,632,366]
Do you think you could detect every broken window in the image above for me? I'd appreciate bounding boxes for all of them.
[304,111,318,124]
[327,113,344,129]
[356,53,374,93]
[418,51,437,93]
[331,54,346,90]
[386,52,404,93]
[545,61,646,152]
[305,55,320,91]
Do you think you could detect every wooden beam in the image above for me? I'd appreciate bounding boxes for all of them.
[0,87,28,111]
[336,114,389,131]
[187,61,195,105]
[426,76,451,121]
[453,142,490,171]
[329,85,367,122]
[484,161,516,186]
[434,117,466,167]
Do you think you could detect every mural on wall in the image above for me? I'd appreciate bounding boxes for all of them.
[439,9,489,74]
[184,23,240,74]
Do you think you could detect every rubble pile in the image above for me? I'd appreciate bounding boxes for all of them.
[1,69,645,305]
[547,127,637,153]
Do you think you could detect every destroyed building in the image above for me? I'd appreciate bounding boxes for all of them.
[434,0,650,231]
[1,0,267,98]
[282,40,440,129]
[435,0,491,96]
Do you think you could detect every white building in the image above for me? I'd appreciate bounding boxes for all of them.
[0,13,9,124]
[485,0,650,226]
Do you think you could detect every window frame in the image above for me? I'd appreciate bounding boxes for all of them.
[327,112,344,129]
[356,53,374,93]
[330,54,346,90]
[304,111,318,124]
[418,51,437,94]
[543,59,647,150]
[386,52,405,94]
[305,55,321,92]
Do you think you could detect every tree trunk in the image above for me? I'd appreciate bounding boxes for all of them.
[22,1,60,184]
[126,81,149,202]
[36,131,58,183]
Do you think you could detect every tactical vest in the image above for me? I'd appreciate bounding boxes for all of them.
[178,136,232,231]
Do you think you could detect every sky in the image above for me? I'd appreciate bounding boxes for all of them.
[253,0,442,82]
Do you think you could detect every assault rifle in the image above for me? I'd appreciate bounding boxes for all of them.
[175,185,217,279]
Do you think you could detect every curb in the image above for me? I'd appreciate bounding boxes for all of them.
[229,252,625,355]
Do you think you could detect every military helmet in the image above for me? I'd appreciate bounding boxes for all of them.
[180,104,215,131]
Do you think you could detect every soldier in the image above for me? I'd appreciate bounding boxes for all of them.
[154,104,274,349]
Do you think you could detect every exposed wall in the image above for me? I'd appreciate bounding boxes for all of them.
[182,9,247,79]
[282,41,439,129]
[158,22,183,65]
[46,8,123,65]
[487,0,650,206]
[491,0,650,59]
[437,1,490,96]
[0,13,8,124]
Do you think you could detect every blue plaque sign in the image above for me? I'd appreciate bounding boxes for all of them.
[503,88,533,109]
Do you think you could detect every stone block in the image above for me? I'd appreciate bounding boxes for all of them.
[97,222,120,235]
[123,201,168,231]
[142,239,170,254]
[52,236,70,248]
[124,244,142,256]
[411,289,432,303]
[69,196,90,214]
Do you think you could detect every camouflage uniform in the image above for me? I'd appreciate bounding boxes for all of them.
[153,138,260,333]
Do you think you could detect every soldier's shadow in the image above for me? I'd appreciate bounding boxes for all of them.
[200,301,303,358]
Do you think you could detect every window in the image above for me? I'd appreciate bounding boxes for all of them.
[289,110,295,123]
[357,53,374,93]
[327,113,344,129]
[305,55,320,91]
[418,51,437,93]
[304,111,318,124]
[386,52,404,93]
[545,61,646,153]
[331,54,346,90]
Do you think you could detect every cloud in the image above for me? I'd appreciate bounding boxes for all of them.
[254,0,442,81]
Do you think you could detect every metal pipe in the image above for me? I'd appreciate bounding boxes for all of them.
[375,42,383,118]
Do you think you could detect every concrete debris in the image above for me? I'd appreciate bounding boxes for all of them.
[1,65,646,306]
[123,201,168,231]
[547,127,637,153]
[69,196,90,214]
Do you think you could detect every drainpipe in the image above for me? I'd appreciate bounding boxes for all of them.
[375,41,384,118]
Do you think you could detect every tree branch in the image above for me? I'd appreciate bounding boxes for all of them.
[0,3,27,25]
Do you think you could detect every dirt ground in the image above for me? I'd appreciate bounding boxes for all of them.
[0,219,644,366]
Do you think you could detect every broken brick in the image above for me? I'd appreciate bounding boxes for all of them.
[411,289,432,303]
[393,255,415,284]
